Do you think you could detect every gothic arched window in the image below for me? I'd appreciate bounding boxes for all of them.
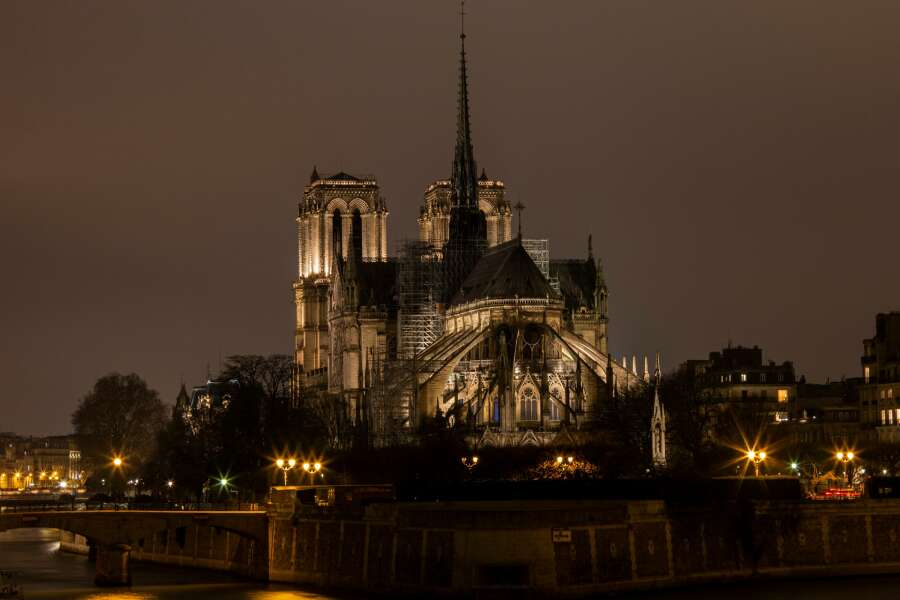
[332,209,342,257]
[549,387,563,421]
[351,209,363,259]
[520,386,538,421]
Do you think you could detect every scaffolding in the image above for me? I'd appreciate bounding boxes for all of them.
[522,238,559,293]
[397,240,444,360]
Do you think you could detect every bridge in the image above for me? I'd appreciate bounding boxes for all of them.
[0,510,269,586]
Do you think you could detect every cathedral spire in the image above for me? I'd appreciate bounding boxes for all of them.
[452,0,477,209]
[443,0,487,304]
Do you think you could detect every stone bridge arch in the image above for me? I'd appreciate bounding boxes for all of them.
[0,511,268,586]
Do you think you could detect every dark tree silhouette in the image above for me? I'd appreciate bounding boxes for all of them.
[72,373,167,481]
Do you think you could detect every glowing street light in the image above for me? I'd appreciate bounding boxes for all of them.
[302,461,322,481]
[275,458,297,486]
[746,449,767,477]
[166,480,174,489]
[112,457,123,468]
[461,455,479,471]
[836,451,854,482]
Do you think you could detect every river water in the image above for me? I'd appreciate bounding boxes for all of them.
[3,528,900,599]
[0,529,345,599]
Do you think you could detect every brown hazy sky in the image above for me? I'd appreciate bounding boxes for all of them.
[3,1,900,435]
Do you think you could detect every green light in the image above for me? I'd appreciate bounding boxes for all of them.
[790,462,798,470]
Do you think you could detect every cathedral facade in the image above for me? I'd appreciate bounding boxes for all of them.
[293,26,652,447]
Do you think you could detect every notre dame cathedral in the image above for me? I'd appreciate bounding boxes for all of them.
[293,21,660,450]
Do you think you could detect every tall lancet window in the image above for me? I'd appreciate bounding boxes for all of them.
[520,386,538,421]
[351,209,363,260]
[332,209,342,258]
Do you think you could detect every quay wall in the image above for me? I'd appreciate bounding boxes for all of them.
[266,492,900,597]
[58,525,259,577]
[53,494,900,596]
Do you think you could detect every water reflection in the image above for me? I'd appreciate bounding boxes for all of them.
[0,529,344,600]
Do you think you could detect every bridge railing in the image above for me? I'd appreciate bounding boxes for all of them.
[0,501,262,513]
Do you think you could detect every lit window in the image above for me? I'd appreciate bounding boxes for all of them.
[865,367,871,384]
[760,373,767,383]
[519,387,538,421]
[740,373,747,383]
[777,389,788,403]
[890,410,895,425]
[882,390,887,400]
[549,389,561,421]
[896,408,900,424]
[890,389,895,399]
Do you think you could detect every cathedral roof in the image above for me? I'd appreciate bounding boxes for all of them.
[328,171,359,181]
[451,239,559,305]
[551,259,597,311]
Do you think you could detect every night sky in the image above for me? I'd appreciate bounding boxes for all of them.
[3,1,900,436]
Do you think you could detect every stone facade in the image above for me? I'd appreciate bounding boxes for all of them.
[292,26,648,447]
[418,174,512,251]
[859,312,900,441]
[266,485,900,597]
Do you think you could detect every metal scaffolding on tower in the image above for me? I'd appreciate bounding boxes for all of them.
[397,239,444,360]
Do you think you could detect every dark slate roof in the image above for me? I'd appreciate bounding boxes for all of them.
[328,171,359,181]
[550,259,597,311]
[452,240,558,305]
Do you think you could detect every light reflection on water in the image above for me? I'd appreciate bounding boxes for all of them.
[0,529,342,600]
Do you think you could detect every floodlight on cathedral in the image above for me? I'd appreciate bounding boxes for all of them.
[290,5,660,450]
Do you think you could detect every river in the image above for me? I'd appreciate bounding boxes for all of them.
[0,529,347,599]
[3,529,900,599]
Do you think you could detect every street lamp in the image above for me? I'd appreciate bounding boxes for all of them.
[746,449,767,477]
[275,458,297,486]
[302,461,322,482]
[836,451,854,483]
[461,455,479,471]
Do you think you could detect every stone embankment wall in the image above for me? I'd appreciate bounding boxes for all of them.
[58,525,258,577]
[267,491,900,597]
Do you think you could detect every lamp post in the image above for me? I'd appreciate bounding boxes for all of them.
[746,449,766,477]
[275,458,296,486]
[836,451,854,483]
[302,461,322,483]
[110,455,124,496]
[461,455,479,472]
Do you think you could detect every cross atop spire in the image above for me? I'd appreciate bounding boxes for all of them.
[460,0,466,39]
